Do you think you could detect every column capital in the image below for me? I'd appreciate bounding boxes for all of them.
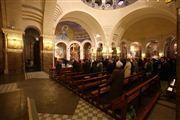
[2,28,24,35]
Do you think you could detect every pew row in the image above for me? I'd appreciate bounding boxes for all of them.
[110,75,161,120]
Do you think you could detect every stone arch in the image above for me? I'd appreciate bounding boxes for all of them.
[24,25,41,34]
[55,10,105,48]
[112,7,176,42]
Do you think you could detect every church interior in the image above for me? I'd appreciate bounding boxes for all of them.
[0,0,179,120]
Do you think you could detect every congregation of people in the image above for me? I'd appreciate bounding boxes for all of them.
[55,56,176,83]
[52,56,176,120]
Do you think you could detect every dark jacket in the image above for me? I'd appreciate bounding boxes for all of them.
[108,68,124,100]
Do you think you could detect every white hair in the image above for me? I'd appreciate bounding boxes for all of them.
[116,61,123,68]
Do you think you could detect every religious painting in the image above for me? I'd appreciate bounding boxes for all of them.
[84,42,92,60]
[96,43,103,60]
[146,41,159,58]
[55,43,66,59]
[120,41,127,59]
[70,43,80,61]
[58,25,70,40]
[164,36,177,59]
[111,42,117,60]
[130,42,141,58]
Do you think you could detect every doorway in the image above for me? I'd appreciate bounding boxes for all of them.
[24,27,41,72]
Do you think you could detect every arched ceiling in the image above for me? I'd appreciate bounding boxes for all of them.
[122,17,176,42]
[112,7,176,41]
[55,11,105,47]
[55,21,90,42]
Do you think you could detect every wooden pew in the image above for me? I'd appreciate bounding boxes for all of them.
[64,72,83,82]
[90,72,144,101]
[51,67,73,81]
[110,75,161,120]
[72,72,107,81]
[90,82,110,97]
[70,72,108,85]
[123,72,144,90]
[77,75,110,90]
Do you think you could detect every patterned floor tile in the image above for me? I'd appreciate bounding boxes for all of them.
[25,71,49,80]
[38,99,114,120]
[0,83,20,94]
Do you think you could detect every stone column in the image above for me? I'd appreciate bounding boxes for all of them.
[41,35,54,73]
[2,28,24,74]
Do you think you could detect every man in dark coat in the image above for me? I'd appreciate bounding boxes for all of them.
[101,60,124,104]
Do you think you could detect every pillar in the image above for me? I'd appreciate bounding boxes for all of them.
[2,28,24,74]
[41,34,54,73]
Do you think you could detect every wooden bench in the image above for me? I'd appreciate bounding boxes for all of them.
[123,72,144,90]
[72,72,108,81]
[52,67,73,81]
[64,72,83,82]
[110,75,161,120]
[90,82,110,97]
[90,72,144,101]
[77,75,110,91]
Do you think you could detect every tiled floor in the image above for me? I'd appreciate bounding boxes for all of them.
[0,72,177,120]
[0,83,21,94]
[0,91,28,120]
[38,98,113,120]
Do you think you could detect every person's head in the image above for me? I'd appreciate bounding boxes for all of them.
[116,60,123,69]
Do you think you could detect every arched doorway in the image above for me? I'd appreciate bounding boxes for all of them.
[24,27,41,72]
[83,42,92,60]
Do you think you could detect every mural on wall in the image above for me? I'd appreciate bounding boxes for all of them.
[164,36,177,59]
[54,21,92,61]
[120,41,127,59]
[84,42,92,60]
[55,21,90,42]
[111,42,117,60]
[55,43,66,59]
[70,43,80,61]
[58,25,70,40]
[96,43,103,60]
[146,41,159,58]
[130,42,141,58]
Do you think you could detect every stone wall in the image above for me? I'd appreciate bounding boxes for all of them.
[7,51,23,74]
[42,52,53,73]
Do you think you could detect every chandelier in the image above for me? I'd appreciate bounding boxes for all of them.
[82,0,137,10]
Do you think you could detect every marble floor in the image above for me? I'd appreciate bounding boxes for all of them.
[0,72,176,120]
